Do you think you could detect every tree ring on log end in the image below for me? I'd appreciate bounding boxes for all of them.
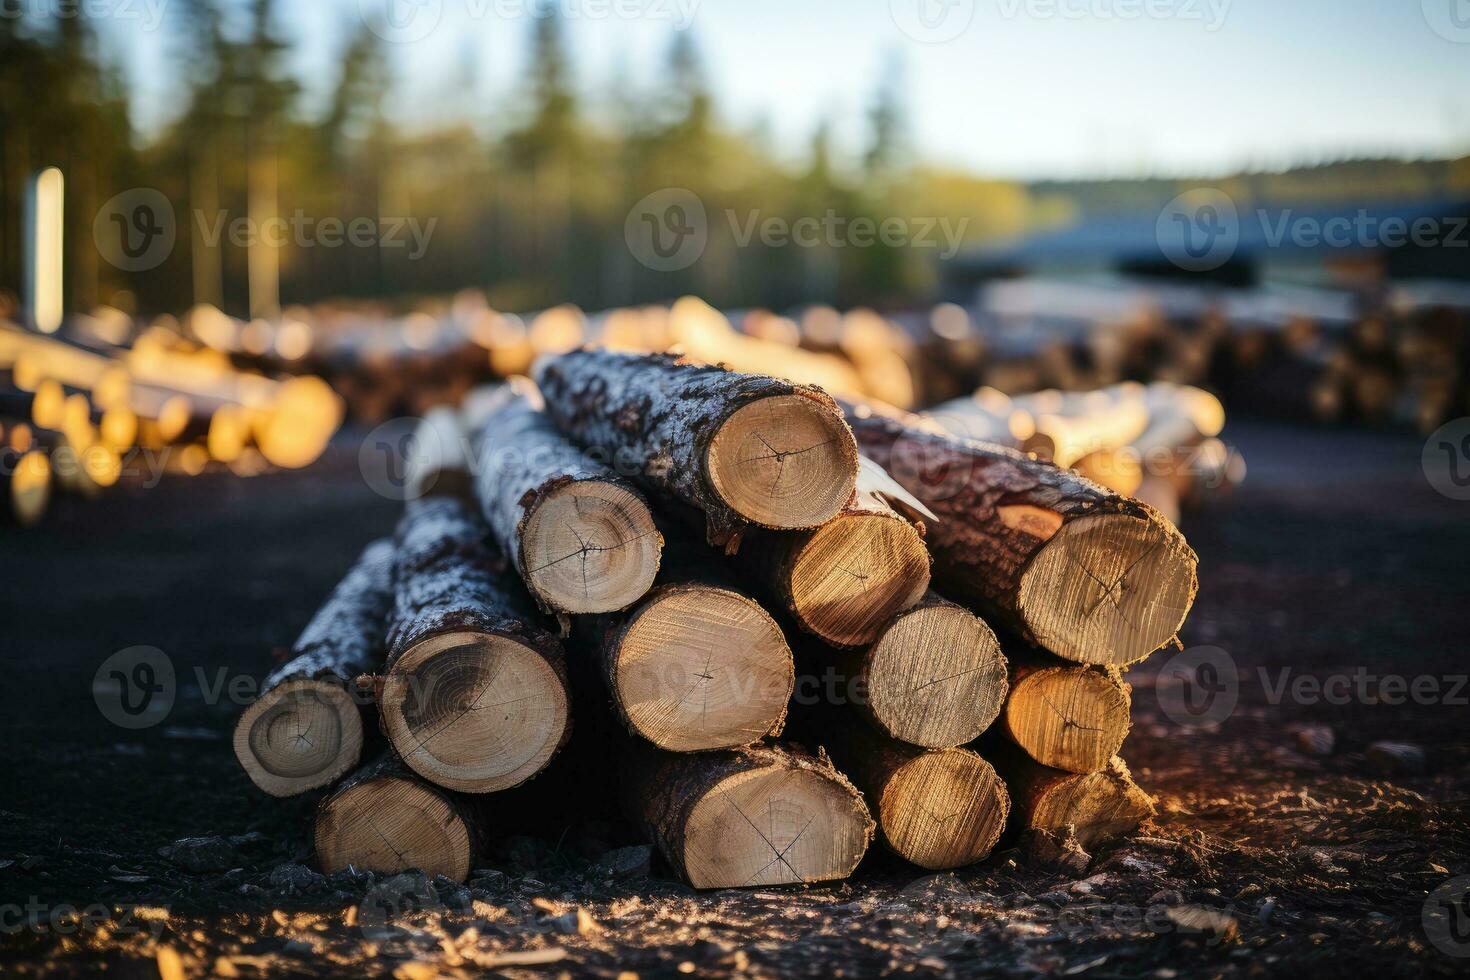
[1006,667,1130,773]
[1026,765,1155,848]
[316,775,472,881]
[880,749,1009,871]
[233,677,362,797]
[682,766,871,888]
[704,394,858,530]
[1018,513,1197,666]
[382,631,569,793]
[866,605,1007,748]
[789,514,930,648]
[522,479,662,613]
[614,587,793,752]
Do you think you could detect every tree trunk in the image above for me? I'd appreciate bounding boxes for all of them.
[378,495,571,793]
[315,751,482,882]
[471,386,662,616]
[1002,658,1131,773]
[994,748,1155,848]
[232,538,395,797]
[535,350,859,547]
[847,591,1008,749]
[740,488,930,648]
[843,402,1197,667]
[818,721,1009,871]
[580,555,794,752]
[622,742,874,889]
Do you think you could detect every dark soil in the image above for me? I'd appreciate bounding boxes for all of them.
[1,420,1467,978]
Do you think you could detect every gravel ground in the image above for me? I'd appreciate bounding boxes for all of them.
[1,419,1467,978]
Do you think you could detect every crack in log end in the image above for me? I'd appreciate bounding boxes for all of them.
[787,510,931,648]
[316,768,473,882]
[521,481,662,614]
[705,395,858,531]
[238,679,360,788]
[878,750,1009,871]
[1018,513,1198,667]
[1005,666,1131,774]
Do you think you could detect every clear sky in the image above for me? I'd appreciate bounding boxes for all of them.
[108,0,1470,179]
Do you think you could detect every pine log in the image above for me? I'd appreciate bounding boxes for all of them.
[471,386,662,615]
[315,752,481,882]
[843,402,1197,667]
[622,742,874,888]
[996,750,1155,848]
[233,539,395,797]
[582,560,794,752]
[379,495,571,793]
[820,722,1009,870]
[848,592,1008,749]
[1002,660,1131,773]
[534,350,859,546]
[741,488,930,648]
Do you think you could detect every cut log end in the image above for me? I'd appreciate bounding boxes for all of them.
[522,479,662,614]
[614,587,793,752]
[1005,666,1130,773]
[232,678,363,797]
[682,765,871,889]
[1020,758,1156,848]
[879,749,1010,871]
[316,773,473,881]
[865,602,1007,748]
[382,631,569,793]
[790,512,930,648]
[1019,512,1197,666]
[704,394,858,530]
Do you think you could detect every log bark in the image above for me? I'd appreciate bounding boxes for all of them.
[819,722,1009,871]
[404,406,474,501]
[740,488,930,648]
[843,402,1197,667]
[622,742,874,888]
[993,747,1155,848]
[379,495,571,793]
[315,752,482,882]
[233,539,395,797]
[1002,657,1131,773]
[471,386,662,616]
[535,350,859,546]
[581,551,794,752]
[848,591,1009,749]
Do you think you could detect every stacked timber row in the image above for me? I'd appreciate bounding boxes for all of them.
[233,351,1197,889]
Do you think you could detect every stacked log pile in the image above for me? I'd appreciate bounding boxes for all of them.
[235,351,1199,890]
[0,317,343,525]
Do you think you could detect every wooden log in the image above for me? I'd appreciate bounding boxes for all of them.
[848,592,1008,749]
[1002,659,1131,773]
[741,487,930,648]
[843,403,1197,667]
[582,560,794,752]
[315,752,481,882]
[379,495,571,793]
[471,387,662,616]
[622,742,874,888]
[996,750,1155,848]
[820,723,1009,870]
[405,406,473,501]
[233,539,395,797]
[535,350,859,546]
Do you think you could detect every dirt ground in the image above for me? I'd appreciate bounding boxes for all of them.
[1,419,1468,978]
